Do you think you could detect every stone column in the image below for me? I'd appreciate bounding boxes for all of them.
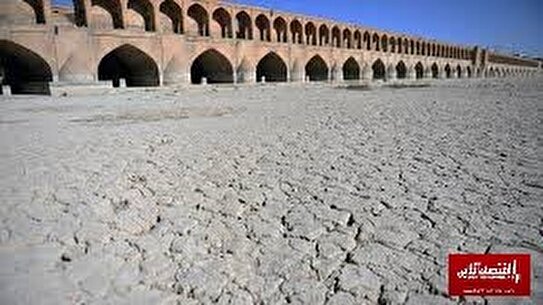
[362,64,372,81]
[2,85,11,96]
[387,65,396,81]
[408,67,416,80]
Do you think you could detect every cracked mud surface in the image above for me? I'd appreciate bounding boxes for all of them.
[0,78,542,305]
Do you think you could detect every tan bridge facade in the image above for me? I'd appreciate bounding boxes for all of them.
[0,0,541,94]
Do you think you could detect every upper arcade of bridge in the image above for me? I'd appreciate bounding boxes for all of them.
[1,0,539,68]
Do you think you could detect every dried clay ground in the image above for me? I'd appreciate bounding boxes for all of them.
[0,77,542,305]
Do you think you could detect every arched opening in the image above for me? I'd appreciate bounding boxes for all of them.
[396,61,407,79]
[98,44,159,87]
[332,26,341,48]
[381,35,388,52]
[190,49,233,84]
[235,11,252,40]
[342,57,360,80]
[127,0,155,31]
[0,40,52,94]
[212,8,232,38]
[404,39,409,54]
[273,17,287,43]
[187,3,209,36]
[372,59,386,80]
[343,29,352,48]
[159,0,183,34]
[466,66,472,78]
[444,64,451,78]
[256,52,287,82]
[431,63,439,78]
[305,22,317,46]
[410,40,415,55]
[91,0,123,29]
[372,33,380,51]
[305,55,328,81]
[390,37,396,53]
[354,31,362,49]
[21,0,46,24]
[319,25,329,46]
[255,14,271,41]
[421,42,426,55]
[363,32,371,50]
[72,0,87,26]
[456,65,462,78]
[415,62,424,79]
[290,20,303,44]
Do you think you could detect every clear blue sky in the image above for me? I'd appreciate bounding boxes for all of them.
[53,0,542,57]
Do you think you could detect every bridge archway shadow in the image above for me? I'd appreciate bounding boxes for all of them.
[256,52,287,82]
[431,63,439,78]
[191,49,233,84]
[372,59,385,80]
[305,55,328,81]
[396,61,407,79]
[98,44,159,87]
[415,62,424,79]
[342,57,360,80]
[0,40,52,95]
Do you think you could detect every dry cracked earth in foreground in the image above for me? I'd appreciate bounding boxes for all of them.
[0,77,542,305]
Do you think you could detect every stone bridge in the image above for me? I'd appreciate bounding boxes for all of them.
[0,0,540,94]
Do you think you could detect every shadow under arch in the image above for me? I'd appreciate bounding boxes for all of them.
[396,61,407,79]
[305,55,328,81]
[191,49,233,84]
[342,57,360,80]
[0,40,52,94]
[98,44,159,87]
[256,52,287,82]
[372,58,385,80]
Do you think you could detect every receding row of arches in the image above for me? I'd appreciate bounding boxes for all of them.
[0,40,533,95]
[18,0,473,60]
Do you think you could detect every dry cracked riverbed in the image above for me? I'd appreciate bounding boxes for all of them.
[0,78,542,305]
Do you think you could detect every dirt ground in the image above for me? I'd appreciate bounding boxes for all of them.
[0,77,541,304]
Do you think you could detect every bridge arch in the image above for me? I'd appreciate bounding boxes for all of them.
[256,52,287,82]
[18,0,46,24]
[431,63,439,78]
[126,0,155,32]
[273,17,287,43]
[305,22,317,46]
[381,34,388,52]
[305,55,328,81]
[159,0,183,34]
[190,49,233,84]
[343,28,352,48]
[372,59,386,80]
[235,11,252,39]
[255,14,271,41]
[187,3,209,36]
[396,61,407,79]
[372,33,380,51]
[319,24,330,46]
[354,30,362,49]
[415,62,424,79]
[444,64,452,78]
[0,40,52,94]
[290,19,303,44]
[97,44,159,87]
[212,8,232,38]
[332,26,341,48]
[363,32,371,50]
[342,57,360,80]
[90,0,123,29]
[456,65,462,78]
